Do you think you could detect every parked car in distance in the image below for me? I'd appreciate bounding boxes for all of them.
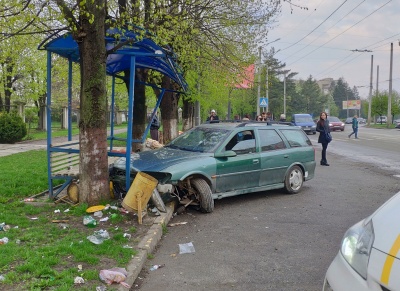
[393,119,400,126]
[328,116,345,131]
[357,118,366,124]
[376,116,387,123]
[323,191,400,291]
[291,113,316,135]
[110,122,316,213]
[345,117,353,124]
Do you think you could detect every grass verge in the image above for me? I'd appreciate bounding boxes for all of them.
[0,150,151,290]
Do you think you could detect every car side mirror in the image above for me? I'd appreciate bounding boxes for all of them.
[214,150,237,158]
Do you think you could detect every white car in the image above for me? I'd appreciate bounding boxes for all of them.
[376,116,387,123]
[323,191,400,291]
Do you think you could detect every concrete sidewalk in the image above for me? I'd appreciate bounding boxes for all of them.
[0,128,128,157]
[0,142,48,157]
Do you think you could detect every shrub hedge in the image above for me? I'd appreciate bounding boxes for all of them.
[0,112,27,143]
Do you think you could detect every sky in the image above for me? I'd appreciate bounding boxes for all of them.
[265,0,400,99]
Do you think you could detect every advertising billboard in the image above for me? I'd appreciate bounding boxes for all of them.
[342,100,361,110]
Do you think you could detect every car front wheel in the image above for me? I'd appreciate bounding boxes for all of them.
[191,178,214,213]
[284,165,304,194]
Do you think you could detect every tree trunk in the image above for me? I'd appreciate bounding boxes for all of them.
[182,96,194,131]
[77,3,108,205]
[4,60,13,113]
[160,76,179,143]
[132,69,148,152]
[35,93,46,130]
[122,69,148,152]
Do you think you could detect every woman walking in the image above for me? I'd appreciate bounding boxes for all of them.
[316,112,331,166]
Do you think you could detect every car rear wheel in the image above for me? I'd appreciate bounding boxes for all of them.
[284,165,303,194]
[192,178,214,213]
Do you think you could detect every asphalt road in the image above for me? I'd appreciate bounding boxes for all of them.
[133,126,400,291]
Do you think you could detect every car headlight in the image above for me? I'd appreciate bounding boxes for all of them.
[340,220,374,279]
[311,125,316,128]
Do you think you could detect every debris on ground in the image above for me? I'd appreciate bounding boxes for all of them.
[83,215,97,228]
[149,264,165,271]
[0,237,9,245]
[74,276,85,284]
[178,242,195,254]
[168,222,187,227]
[0,223,10,231]
[99,267,130,288]
[87,229,110,244]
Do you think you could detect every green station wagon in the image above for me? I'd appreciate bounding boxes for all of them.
[110,122,316,213]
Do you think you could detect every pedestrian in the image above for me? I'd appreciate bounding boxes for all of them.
[242,114,250,121]
[279,114,286,122]
[150,114,160,141]
[257,111,269,121]
[316,111,331,166]
[206,109,219,122]
[348,115,359,139]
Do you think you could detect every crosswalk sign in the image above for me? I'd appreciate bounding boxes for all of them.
[259,97,268,107]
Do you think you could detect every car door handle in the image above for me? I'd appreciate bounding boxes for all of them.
[253,159,259,164]
[283,155,289,158]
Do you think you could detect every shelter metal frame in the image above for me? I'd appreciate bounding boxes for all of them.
[40,30,186,198]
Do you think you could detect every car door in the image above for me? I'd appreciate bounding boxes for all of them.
[257,128,291,186]
[215,130,260,193]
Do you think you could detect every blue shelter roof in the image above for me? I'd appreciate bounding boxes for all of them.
[39,28,187,90]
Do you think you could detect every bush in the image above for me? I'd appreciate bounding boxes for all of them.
[0,112,27,143]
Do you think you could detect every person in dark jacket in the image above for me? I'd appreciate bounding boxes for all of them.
[316,111,331,166]
[150,114,160,141]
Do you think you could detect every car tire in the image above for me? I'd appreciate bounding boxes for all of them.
[192,178,214,213]
[284,165,304,194]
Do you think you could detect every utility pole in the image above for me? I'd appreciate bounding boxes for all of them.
[367,55,373,126]
[388,43,393,127]
[283,72,286,116]
[257,47,262,117]
[266,65,269,113]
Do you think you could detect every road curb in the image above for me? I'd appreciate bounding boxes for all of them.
[119,201,176,290]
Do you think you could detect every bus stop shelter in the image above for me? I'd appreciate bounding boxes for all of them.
[39,27,187,198]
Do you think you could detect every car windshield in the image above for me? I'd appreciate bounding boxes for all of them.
[166,127,230,153]
[329,117,341,122]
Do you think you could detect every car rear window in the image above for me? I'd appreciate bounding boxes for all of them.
[279,129,312,147]
[258,129,286,151]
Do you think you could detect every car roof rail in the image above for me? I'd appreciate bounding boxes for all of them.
[203,120,295,127]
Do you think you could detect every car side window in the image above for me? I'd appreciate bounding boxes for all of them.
[258,129,286,151]
[279,129,312,147]
[226,130,256,154]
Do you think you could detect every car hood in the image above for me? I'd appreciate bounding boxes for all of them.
[113,147,211,172]
[368,191,400,257]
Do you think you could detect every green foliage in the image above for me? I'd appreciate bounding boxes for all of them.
[331,78,359,119]
[289,76,326,117]
[0,112,27,143]
[371,91,400,118]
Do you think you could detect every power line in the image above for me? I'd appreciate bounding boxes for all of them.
[282,0,366,63]
[287,0,393,66]
[279,0,349,53]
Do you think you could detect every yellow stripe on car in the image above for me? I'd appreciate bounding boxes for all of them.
[381,234,400,284]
